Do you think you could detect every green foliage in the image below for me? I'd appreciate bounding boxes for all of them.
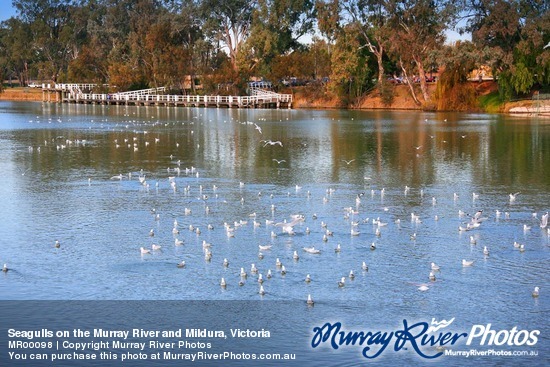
[435,41,484,110]
[0,0,545,103]
[510,62,535,95]
[329,24,373,104]
[479,91,503,113]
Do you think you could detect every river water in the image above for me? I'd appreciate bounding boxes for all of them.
[0,101,548,366]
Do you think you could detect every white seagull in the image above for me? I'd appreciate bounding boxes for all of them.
[462,259,474,267]
[261,140,283,147]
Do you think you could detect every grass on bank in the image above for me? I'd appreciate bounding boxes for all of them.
[479,91,504,113]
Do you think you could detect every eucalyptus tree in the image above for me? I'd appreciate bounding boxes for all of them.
[461,0,549,99]
[12,0,87,82]
[0,17,35,86]
[200,0,257,72]
[329,23,372,102]
[385,0,456,104]
[245,0,316,76]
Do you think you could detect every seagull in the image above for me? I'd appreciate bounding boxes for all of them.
[349,270,355,279]
[483,246,490,256]
[429,271,436,281]
[540,212,548,229]
[306,294,314,306]
[431,262,441,271]
[2,264,8,273]
[140,247,151,255]
[509,192,520,202]
[532,286,540,297]
[272,159,286,165]
[259,285,266,295]
[343,159,355,165]
[220,278,227,288]
[338,277,346,287]
[303,247,321,254]
[151,244,162,251]
[362,262,369,271]
[54,240,60,248]
[305,274,312,283]
[261,140,283,147]
[223,258,229,267]
[462,259,474,267]
[176,260,186,268]
[254,124,262,134]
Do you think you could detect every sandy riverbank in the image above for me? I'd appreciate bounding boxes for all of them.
[0,87,43,101]
[2,85,547,115]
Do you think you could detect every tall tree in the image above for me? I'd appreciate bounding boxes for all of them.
[386,0,455,103]
[0,17,35,86]
[340,0,392,85]
[200,0,256,71]
[245,0,316,76]
[13,0,85,82]
[461,0,549,98]
[329,23,372,102]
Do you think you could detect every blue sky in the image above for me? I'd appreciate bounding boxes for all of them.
[0,1,16,22]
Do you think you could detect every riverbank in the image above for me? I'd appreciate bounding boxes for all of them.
[0,87,43,101]
[2,84,548,115]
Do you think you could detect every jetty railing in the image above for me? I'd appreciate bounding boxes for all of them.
[42,84,292,108]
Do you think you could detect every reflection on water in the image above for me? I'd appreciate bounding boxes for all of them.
[0,102,548,365]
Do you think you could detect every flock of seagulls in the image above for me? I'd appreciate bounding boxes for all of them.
[6,112,547,308]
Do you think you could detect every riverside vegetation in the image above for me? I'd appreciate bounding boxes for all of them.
[0,0,548,111]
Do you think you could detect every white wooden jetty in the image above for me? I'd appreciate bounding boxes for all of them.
[42,83,292,109]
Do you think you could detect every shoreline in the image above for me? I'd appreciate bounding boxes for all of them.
[1,86,548,115]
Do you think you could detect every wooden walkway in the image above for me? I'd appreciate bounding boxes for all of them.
[41,83,292,109]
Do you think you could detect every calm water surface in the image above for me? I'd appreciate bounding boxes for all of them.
[0,101,548,365]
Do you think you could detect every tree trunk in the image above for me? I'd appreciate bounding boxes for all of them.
[415,57,430,102]
[399,59,421,105]
[377,49,384,84]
